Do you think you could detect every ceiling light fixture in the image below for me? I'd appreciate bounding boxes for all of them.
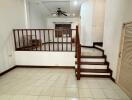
[74,0,78,6]
[52,14,57,17]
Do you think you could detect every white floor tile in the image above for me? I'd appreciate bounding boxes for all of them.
[80,98,94,100]
[66,97,79,100]
[91,89,106,99]
[103,89,121,99]
[52,97,65,100]
[53,88,66,96]
[37,96,51,100]
[115,88,131,100]
[23,95,38,100]
[0,95,12,100]
[66,88,79,97]
[11,95,24,100]
[40,87,54,96]
[79,89,92,97]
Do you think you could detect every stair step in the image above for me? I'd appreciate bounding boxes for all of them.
[81,47,103,57]
[80,69,111,73]
[78,65,107,69]
[82,55,106,58]
[76,61,107,65]
[80,58,105,62]
[81,52,103,57]
[80,74,110,78]
[75,55,106,58]
[80,72,110,75]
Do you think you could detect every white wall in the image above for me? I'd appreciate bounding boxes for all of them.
[80,0,105,46]
[15,51,75,67]
[0,0,26,73]
[80,0,93,46]
[103,0,132,79]
[28,2,47,28]
[47,18,79,29]
[92,0,105,42]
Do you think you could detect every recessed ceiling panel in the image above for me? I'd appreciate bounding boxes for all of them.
[42,1,70,13]
[28,0,83,17]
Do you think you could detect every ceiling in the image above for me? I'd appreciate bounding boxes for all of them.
[28,0,85,18]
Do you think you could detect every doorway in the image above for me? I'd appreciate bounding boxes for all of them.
[55,24,71,37]
[117,22,132,98]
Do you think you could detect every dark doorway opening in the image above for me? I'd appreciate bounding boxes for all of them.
[55,24,71,37]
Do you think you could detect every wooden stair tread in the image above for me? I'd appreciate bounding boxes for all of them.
[76,61,107,65]
[75,55,106,58]
[81,46,94,48]
[81,56,105,58]
[80,69,111,73]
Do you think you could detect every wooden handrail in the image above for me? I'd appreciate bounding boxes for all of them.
[13,29,76,31]
[76,26,81,80]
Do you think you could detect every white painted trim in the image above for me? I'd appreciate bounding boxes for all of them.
[81,72,110,75]
[80,65,107,69]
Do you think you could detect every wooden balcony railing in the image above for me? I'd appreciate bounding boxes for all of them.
[13,28,77,51]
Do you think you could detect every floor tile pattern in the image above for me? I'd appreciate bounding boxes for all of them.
[0,68,131,100]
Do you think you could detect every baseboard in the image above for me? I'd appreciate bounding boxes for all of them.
[111,77,115,82]
[93,42,103,47]
[80,75,110,78]
[93,42,103,44]
[81,45,94,48]
[0,66,16,76]
[16,65,75,69]
[108,68,115,82]
[0,65,75,76]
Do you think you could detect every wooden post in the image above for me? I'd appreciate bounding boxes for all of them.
[53,30,55,51]
[43,30,46,51]
[48,30,50,51]
[76,25,81,80]
[13,30,17,50]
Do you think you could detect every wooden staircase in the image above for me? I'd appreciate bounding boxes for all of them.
[75,42,113,80]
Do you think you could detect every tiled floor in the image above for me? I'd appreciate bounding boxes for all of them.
[0,68,131,100]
